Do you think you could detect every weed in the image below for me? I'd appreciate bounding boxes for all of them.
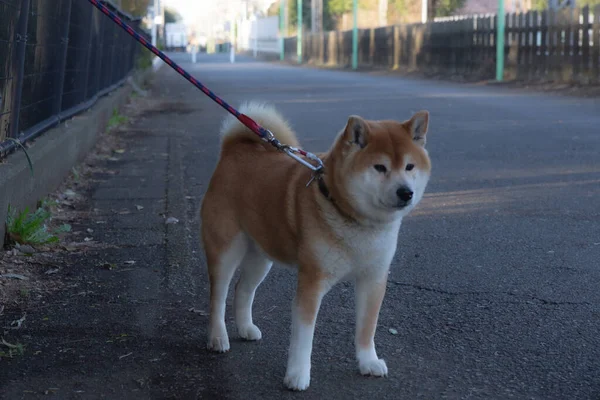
[4,138,33,176]
[5,204,70,247]
[71,167,80,183]
[108,108,128,130]
[37,198,58,211]
[0,338,25,358]
[136,50,154,71]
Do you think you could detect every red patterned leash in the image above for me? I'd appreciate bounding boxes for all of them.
[87,0,324,173]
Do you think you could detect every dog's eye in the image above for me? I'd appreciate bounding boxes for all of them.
[405,164,415,171]
[373,164,387,173]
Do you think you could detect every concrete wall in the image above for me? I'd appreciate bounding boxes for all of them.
[0,67,155,243]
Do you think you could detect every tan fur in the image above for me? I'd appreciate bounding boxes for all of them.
[220,102,300,149]
[356,278,387,349]
[200,101,432,391]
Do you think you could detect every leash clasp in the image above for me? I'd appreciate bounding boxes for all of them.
[263,129,325,175]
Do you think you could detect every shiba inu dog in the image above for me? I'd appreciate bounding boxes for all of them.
[200,102,431,391]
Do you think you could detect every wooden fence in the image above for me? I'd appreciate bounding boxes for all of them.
[283,5,600,84]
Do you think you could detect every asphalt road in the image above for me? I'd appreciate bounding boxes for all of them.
[1,53,599,399]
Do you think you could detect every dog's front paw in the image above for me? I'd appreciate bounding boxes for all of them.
[207,335,230,352]
[284,369,311,391]
[238,323,262,341]
[207,323,230,352]
[359,358,388,377]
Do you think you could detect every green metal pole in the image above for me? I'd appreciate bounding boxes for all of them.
[496,0,505,81]
[297,0,302,63]
[352,0,358,69]
[280,0,285,61]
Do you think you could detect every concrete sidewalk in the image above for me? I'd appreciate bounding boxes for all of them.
[1,53,599,399]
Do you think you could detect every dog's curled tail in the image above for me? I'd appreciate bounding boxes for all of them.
[220,102,300,149]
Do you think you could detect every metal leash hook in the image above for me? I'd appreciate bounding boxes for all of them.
[262,129,324,172]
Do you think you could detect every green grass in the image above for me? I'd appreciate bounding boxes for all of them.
[5,203,71,247]
[0,338,25,358]
[136,50,154,71]
[108,108,129,131]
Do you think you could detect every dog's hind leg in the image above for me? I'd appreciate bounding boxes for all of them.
[205,232,248,353]
[234,247,272,341]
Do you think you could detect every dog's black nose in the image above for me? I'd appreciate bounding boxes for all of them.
[396,186,413,202]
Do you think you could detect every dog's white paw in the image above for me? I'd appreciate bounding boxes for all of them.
[238,323,262,341]
[284,369,311,391]
[207,335,230,352]
[359,358,388,377]
[207,323,230,352]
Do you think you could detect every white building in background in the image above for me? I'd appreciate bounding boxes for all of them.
[165,22,188,51]
[236,15,279,56]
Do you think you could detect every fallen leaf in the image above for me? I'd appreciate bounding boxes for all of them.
[16,244,36,254]
[99,263,116,270]
[388,328,398,335]
[188,307,207,315]
[45,268,60,275]
[165,217,179,225]
[9,314,26,329]
[0,273,29,280]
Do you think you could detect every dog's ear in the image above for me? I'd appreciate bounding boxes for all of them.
[343,115,369,149]
[405,111,429,146]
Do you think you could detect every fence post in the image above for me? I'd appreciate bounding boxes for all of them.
[280,0,285,61]
[352,0,358,69]
[54,0,73,116]
[496,0,505,82]
[540,10,548,79]
[393,25,399,69]
[593,5,600,82]
[83,7,97,100]
[297,0,302,63]
[581,6,590,79]
[571,7,581,81]
[8,0,31,139]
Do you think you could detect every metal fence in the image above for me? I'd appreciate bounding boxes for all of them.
[0,0,144,159]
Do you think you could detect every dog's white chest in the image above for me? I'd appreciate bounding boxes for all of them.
[312,220,401,280]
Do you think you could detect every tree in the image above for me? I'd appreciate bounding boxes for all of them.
[328,0,354,15]
[431,0,466,17]
[532,0,600,9]
[120,0,151,17]
[287,0,313,29]
[164,7,182,23]
[267,1,280,16]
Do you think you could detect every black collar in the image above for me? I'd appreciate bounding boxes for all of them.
[317,175,332,201]
[316,175,356,223]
